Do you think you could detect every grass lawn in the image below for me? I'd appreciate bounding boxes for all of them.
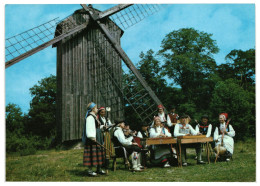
[6,138,256,182]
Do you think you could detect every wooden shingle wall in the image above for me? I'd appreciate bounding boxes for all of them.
[55,9,124,142]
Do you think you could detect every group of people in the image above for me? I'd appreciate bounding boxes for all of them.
[82,102,236,176]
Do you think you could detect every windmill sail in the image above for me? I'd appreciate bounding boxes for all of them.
[6,4,166,141]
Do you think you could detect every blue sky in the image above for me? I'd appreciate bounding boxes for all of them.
[4,2,256,113]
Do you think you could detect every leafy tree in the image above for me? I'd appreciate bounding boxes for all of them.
[225,49,255,90]
[210,79,255,140]
[6,103,25,135]
[158,28,219,111]
[27,75,57,138]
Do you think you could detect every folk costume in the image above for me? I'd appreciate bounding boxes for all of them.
[97,107,114,159]
[149,117,173,167]
[82,103,105,176]
[112,119,142,171]
[174,117,199,165]
[151,105,171,130]
[194,115,212,164]
[137,123,150,139]
[213,113,235,159]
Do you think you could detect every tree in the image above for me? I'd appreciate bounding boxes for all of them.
[225,49,255,90]
[27,75,57,138]
[210,79,255,140]
[158,28,219,111]
[6,103,25,135]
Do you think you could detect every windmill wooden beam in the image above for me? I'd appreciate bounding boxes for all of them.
[5,20,89,69]
[97,4,133,20]
[81,4,163,107]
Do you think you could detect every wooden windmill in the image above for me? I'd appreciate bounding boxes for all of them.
[5,4,165,142]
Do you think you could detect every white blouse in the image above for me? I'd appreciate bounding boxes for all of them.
[113,127,133,146]
[86,115,96,139]
[149,126,172,138]
[174,123,198,137]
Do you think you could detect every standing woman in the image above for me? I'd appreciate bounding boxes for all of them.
[213,113,235,161]
[97,107,114,159]
[82,102,106,176]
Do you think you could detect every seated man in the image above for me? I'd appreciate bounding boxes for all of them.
[174,114,201,166]
[194,114,212,164]
[137,123,150,139]
[112,118,142,171]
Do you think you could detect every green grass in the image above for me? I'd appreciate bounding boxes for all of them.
[6,138,256,182]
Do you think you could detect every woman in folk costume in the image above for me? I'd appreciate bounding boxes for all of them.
[174,114,200,166]
[97,107,114,158]
[194,114,212,164]
[149,117,173,168]
[82,102,106,176]
[213,113,235,161]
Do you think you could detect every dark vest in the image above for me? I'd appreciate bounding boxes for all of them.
[140,130,150,138]
[112,128,123,147]
[98,116,109,127]
[198,124,209,135]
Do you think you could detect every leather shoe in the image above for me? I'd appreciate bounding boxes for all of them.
[97,170,107,175]
[88,171,97,177]
[197,160,206,164]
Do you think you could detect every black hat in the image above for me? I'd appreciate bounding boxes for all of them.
[201,115,209,120]
[114,118,125,125]
[180,114,189,119]
[141,123,150,127]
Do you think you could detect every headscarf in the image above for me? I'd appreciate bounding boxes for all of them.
[219,113,228,121]
[85,102,96,118]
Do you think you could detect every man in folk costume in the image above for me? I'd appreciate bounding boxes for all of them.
[82,102,106,176]
[174,114,201,166]
[213,113,235,162]
[149,117,175,168]
[97,107,114,159]
[194,114,212,164]
[167,106,180,133]
[112,118,143,171]
[136,123,150,168]
[137,123,150,139]
[151,104,171,128]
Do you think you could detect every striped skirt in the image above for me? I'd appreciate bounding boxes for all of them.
[83,141,105,167]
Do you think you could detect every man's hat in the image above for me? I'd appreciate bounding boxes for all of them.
[158,104,164,109]
[114,118,125,125]
[98,107,105,111]
[201,114,209,120]
[141,123,150,127]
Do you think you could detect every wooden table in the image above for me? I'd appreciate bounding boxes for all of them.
[141,137,178,167]
[177,135,213,167]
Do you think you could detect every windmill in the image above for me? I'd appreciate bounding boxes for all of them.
[5,4,166,142]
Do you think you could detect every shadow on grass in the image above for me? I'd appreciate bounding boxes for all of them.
[67,169,87,177]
